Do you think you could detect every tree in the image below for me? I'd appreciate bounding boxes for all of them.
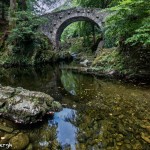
[9,0,17,29]
[105,0,150,72]
[17,0,27,10]
[0,0,9,20]
[105,0,150,48]
[9,0,28,29]
[7,11,45,54]
[10,0,17,11]
[1,0,5,20]
[65,0,121,48]
[74,0,121,8]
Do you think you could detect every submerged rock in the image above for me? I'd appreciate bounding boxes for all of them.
[25,143,33,150]
[9,133,29,150]
[0,124,13,133]
[0,133,15,144]
[0,85,62,124]
[141,132,150,144]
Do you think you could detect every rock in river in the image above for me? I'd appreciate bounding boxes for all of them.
[0,84,62,124]
[9,133,29,150]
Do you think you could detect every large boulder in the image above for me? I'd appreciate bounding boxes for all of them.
[0,84,62,124]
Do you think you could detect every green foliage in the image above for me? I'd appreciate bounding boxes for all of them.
[77,22,100,47]
[104,0,150,74]
[105,0,150,47]
[0,8,56,66]
[126,18,150,46]
[61,21,101,49]
[61,22,80,41]
[61,0,121,49]
[92,48,125,73]
[74,0,121,8]
[0,35,54,66]
[7,11,46,54]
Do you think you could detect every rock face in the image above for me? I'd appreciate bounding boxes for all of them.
[0,84,62,124]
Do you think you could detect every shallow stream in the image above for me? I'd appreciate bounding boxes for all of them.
[0,65,150,150]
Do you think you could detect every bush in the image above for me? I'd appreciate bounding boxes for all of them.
[104,0,150,72]
[105,0,150,48]
[7,11,46,55]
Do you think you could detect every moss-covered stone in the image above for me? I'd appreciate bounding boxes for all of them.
[25,143,33,150]
[0,124,13,133]
[9,133,29,150]
[0,133,15,144]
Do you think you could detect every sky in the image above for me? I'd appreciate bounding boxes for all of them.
[35,0,68,14]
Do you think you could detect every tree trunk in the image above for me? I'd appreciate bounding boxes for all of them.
[22,0,27,10]
[9,0,17,29]
[2,1,5,20]
[92,24,96,44]
[10,0,17,10]
[17,0,27,10]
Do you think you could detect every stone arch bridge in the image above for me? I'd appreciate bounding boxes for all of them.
[40,7,108,49]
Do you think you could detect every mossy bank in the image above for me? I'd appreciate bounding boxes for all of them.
[0,35,72,67]
[62,47,150,84]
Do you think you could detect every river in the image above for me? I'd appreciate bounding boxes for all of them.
[0,65,150,150]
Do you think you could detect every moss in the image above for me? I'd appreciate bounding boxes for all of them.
[0,33,73,67]
[92,48,147,75]
[9,133,29,150]
[0,34,55,67]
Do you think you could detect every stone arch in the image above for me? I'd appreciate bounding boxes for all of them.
[55,16,102,48]
[40,8,108,50]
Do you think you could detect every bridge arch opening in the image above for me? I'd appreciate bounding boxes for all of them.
[55,16,102,50]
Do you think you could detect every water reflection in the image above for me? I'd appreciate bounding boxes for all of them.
[0,66,65,100]
[60,70,102,102]
[0,66,150,149]
[48,108,77,150]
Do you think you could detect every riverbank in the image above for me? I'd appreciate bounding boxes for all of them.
[0,38,72,68]
[61,66,150,85]
[0,51,72,68]
[61,48,150,85]
[0,19,73,68]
